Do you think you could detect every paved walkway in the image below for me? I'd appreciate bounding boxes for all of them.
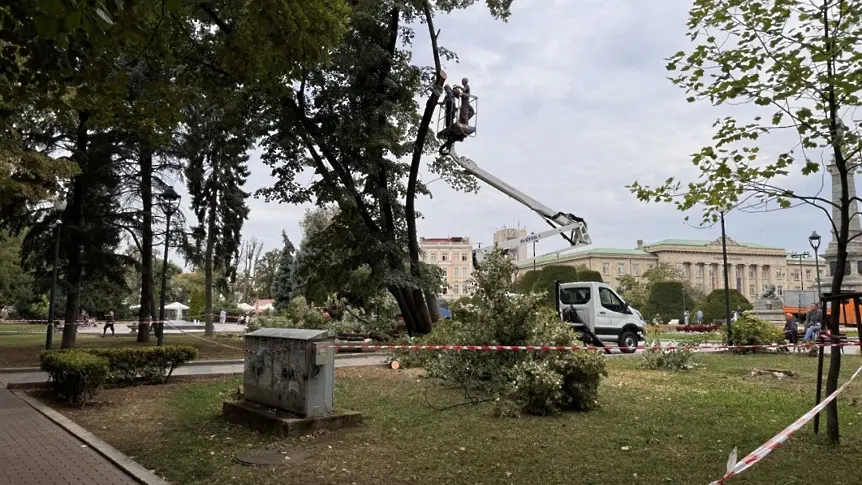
[0,388,138,485]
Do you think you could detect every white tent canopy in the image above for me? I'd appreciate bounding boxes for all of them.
[164,302,189,311]
[237,302,254,311]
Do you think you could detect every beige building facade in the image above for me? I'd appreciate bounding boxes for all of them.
[515,238,825,301]
[419,237,474,300]
[493,227,530,262]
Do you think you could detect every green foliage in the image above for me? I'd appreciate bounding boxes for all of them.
[40,351,109,405]
[188,287,205,320]
[42,346,198,386]
[701,289,751,324]
[516,270,541,293]
[724,312,784,353]
[640,327,703,371]
[254,249,280,300]
[0,230,35,312]
[628,1,862,225]
[644,281,686,324]
[272,231,295,310]
[526,265,604,305]
[413,250,607,417]
[249,295,396,336]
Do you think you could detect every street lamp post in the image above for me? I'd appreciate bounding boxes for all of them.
[808,231,822,297]
[790,251,810,309]
[157,186,181,347]
[719,209,733,343]
[531,232,536,272]
[45,199,67,350]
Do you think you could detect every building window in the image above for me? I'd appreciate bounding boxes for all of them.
[442,253,448,262]
[805,269,812,280]
[454,267,460,277]
[617,263,625,275]
[696,265,703,277]
[430,252,437,262]
[748,267,755,278]
[603,263,610,275]
[461,252,468,262]
[632,264,639,276]
[708,267,715,277]
[454,284,460,295]
[778,285,783,296]
[749,284,755,296]
[791,270,799,280]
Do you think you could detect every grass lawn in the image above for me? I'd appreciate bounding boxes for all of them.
[658,331,723,342]
[34,353,862,485]
[0,331,245,367]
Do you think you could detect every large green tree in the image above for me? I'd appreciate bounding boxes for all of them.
[180,89,252,336]
[253,248,280,300]
[629,0,862,444]
[272,231,296,310]
[255,0,514,334]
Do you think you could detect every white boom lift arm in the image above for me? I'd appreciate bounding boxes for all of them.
[441,144,592,268]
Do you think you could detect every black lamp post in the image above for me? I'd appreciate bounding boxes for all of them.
[157,186,181,347]
[790,251,810,311]
[45,199,67,350]
[531,232,537,272]
[809,231,822,296]
[719,208,733,343]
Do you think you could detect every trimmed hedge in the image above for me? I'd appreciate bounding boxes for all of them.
[40,351,109,405]
[40,345,198,404]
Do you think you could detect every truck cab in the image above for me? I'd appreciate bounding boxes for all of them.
[555,281,646,353]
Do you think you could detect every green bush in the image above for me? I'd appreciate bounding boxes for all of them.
[421,251,607,417]
[639,327,704,371]
[529,265,604,306]
[643,281,685,324]
[701,289,752,323]
[40,351,109,405]
[724,312,783,353]
[41,345,198,386]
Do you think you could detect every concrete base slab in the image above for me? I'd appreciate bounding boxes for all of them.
[222,399,362,437]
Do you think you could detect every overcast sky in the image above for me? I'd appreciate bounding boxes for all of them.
[168,0,842,267]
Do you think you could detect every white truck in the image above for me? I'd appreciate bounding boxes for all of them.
[554,281,646,353]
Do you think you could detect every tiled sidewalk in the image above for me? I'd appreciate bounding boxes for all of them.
[0,388,138,485]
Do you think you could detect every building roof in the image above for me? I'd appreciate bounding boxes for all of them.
[515,247,654,268]
[644,238,783,250]
[420,237,470,243]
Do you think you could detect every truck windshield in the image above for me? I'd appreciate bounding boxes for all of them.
[560,288,590,305]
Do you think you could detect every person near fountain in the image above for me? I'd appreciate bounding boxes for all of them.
[783,313,798,344]
[803,303,822,341]
[102,310,115,337]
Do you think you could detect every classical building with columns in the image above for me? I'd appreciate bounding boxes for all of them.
[515,238,824,301]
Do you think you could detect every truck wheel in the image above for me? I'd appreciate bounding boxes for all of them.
[618,331,638,354]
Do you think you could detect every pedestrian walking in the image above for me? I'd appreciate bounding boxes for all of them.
[102,310,115,337]
[696,309,703,324]
[684,310,690,326]
[219,310,227,324]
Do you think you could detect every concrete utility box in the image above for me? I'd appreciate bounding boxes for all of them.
[243,328,335,418]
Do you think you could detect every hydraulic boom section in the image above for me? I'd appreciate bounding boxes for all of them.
[440,144,592,267]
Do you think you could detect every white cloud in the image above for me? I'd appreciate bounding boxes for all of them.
[219,0,844,264]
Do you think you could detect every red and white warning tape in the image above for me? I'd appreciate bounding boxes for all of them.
[329,342,858,352]
[710,362,862,484]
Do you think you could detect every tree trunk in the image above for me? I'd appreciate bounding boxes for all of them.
[388,286,417,335]
[137,142,155,342]
[825,163,850,444]
[61,111,90,349]
[204,188,218,337]
[425,290,441,323]
[404,1,445,333]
